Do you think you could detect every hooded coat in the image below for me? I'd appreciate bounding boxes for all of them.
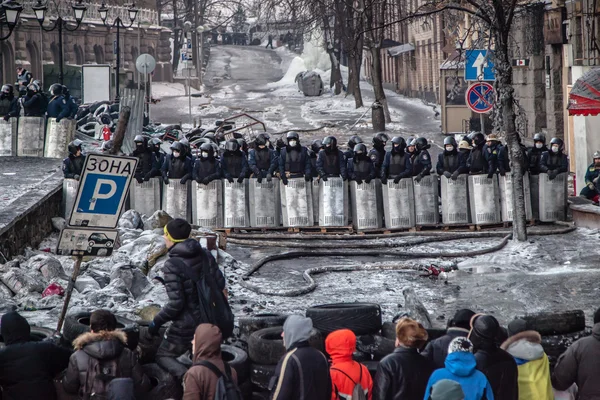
[325,329,373,400]
[422,327,470,369]
[183,324,237,400]
[63,330,150,398]
[500,330,553,400]
[270,315,331,400]
[423,351,494,400]
[374,346,433,400]
[0,312,71,400]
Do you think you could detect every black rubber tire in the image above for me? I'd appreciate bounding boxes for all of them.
[352,350,371,362]
[137,321,167,365]
[381,321,396,340]
[356,334,395,361]
[222,344,250,384]
[89,100,110,114]
[109,103,120,113]
[306,303,382,336]
[75,106,90,121]
[142,363,183,400]
[519,310,585,336]
[248,326,323,365]
[238,313,289,339]
[250,363,277,390]
[362,360,380,380]
[238,380,252,399]
[62,312,139,350]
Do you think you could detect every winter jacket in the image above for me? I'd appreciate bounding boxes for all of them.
[0,312,71,400]
[369,146,387,171]
[348,156,377,182]
[483,143,502,175]
[436,151,468,175]
[584,163,600,190]
[0,94,18,118]
[381,150,412,180]
[325,329,373,400]
[63,330,150,398]
[22,92,45,116]
[249,147,278,177]
[374,347,434,400]
[161,154,193,180]
[526,146,546,174]
[47,95,70,121]
[423,351,494,400]
[422,327,470,369]
[183,324,238,400]
[279,146,312,178]
[107,378,135,400]
[412,150,432,177]
[500,330,553,400]
[317,149,347,179]
[497,145,511,174]
[151,238,226,345]
[467,145,488,174]
[540,151,568,174]
[193,157,222,183]
[552,323,600,400]
[473,345,518,400]
[131,148,153,180]
[221,150,249,180]
[63,155,85,179]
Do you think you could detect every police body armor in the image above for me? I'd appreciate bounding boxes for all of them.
[0,97,12,116]
[169,157,187,179]
[469,147,486,173]
[443,153,459,173]
[353,159,372,180]
[528,149,543,174]
[254,148,271,171]
[196,159,218,180]
[389,153,408,177]
[323,152,341,176]
[285,148,304,175]
[223,152,244,177]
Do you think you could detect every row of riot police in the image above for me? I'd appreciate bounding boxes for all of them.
[0,83,77,121]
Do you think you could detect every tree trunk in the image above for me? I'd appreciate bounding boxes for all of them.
[370,46,389,129]
[347,53,364,108]
[329,50,343,95]
[109,106,131,155]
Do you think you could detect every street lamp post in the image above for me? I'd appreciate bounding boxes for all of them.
[99,2,139,102]
[32,0,87,84]
[0,1,24,41]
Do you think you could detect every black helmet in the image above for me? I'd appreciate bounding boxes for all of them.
[62,85,70,96]
[68,139,83,155]
[255,133,270,146]
[225,139,240,152]
[415,137,429,151]
[50,83,63,96]
[287,131,300,141]
[322,136,337,150]
[149,137,162,151]
[236,138,248,152]
[353,143,367,155]
[550,137,564,152]
[373,132,389,147]
[472,133,486,146]
[444,136,457,147]
[27,82,39,92]
[311,139,323,154]
[134,135,146,145]
[348,135,363,149]
[1,84,13,95]
[533,133,546,144]
[200,142,214,157]
[391,136,406,149]
[471,314,500,343]
[179,137,190,148]
[170,141,184,154]
[203,132,216,142]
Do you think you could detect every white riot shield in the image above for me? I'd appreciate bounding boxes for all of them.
[382,178,415,229]
[280,178,313,227]
[62,179,79,220]
[248,178,281,227]
[130,179,161,218]
[539,172,567,222]
[318,177,348,226]
[499,173,532,222]
[350,180,382,230]
[44,118,75,158]
[0,119,17,156]
[468,174,501,224]
[223,180,249,228]
[441,174,470,224]
[312,179,320,225]
[529,174,540,220]
[163,181,190,221]
[191,180,223,228]
[413,174,440,226]
[17,116,45,157]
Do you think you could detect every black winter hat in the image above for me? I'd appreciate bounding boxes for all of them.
[450,309,476,330]
[90,309,117,332]
[164,218,192,242]
[0,311,30,345]
[470,314,500,342]
[507,319,528,336]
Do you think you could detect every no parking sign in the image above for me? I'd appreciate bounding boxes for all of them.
[466,82,495,114]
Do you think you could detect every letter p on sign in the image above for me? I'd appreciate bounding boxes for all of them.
[89,179,118,211]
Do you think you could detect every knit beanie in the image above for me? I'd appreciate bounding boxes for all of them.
[164,218,191,243]
[448,337,473,354]
[430,379,465,400]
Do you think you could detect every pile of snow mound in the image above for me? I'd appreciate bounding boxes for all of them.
[295,71,324,97]
[269,57,307,87]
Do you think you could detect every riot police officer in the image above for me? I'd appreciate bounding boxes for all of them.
[20,83,45,117]
[483,134,504,178]
[381,136,412,184]
[467,133,487,174]
[344,135,363,160]
[436,136,468,180]
[62,85,78,118]
[0,85,18,121]
[47,83,70,122]
[249,133,278,183]
[161,141,193,185]
[15,66,32,96]
[317,136,347,181]
[63,139,85,180]
[581,151,600,201]
[348,143,376,184]
[527,133,547,175]
[309,139,323,178]
[369,132,389,171]
[540,137,568,180]
[221,139,249,183]
[278,131,311,185]
[193,142,222,185]
[406,136,416,156]
[145,138,166,181]
[237,138,249,155]
[410,137,432,182]
[179,137,194,162]
[131,135,153,183]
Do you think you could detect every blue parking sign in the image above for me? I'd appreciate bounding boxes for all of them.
[77,174,128,214]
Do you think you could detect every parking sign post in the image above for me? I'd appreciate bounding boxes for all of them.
[56,256,83,333]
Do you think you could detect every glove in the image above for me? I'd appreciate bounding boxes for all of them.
[147,321,159,337]
[588,182,596,190]
[266,173,272,182]
[227,176,234,184]
[355,178,363,185]
[500,171,506,177]
[342,175,348,181]
[549,171,557,181]
[393,176,401,184]
[305,175,312,182]
[202,178,210,185]
[381,178,387,185]
[136,176,144,184]
[180,177,188,184]
[74,174,80,181]
[3,115,9,121]
[415,174,423,183]
[281,177,288,185]
[237,176,244,183]
[451,171,459,181]
[256,175,263,184]
[365,178,371,184]
[321,175,328,182]
[487,173,494,180]
[56,118,62,123]
[143,172,152,181]
[443,171,452,179]
[163,177,170,185]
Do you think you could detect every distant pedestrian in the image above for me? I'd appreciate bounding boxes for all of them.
[325,329,373,399]
[15,65,32,95]
[429,379,465,400]
[266,34,274,49]
[374,317,433,400]
[63,139,85,180]
[422,309,476,369]
[423,337,494,400]
[270,315,331,400]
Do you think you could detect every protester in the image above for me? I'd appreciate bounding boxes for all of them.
[183,324,238,400]
[325,329,373,400]
[429,379,465,400]
[423,337,494,400]
[270,315,331,400]
[374,317,433,400]
[0,311,71,400]
[147,218,227,381]
[63,309,150,398]
[422,309,476,369]
[469,314,518,400]
[552,307,600,399]
[500,320,553,400]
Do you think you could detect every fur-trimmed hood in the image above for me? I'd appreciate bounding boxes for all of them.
[500,330,544,361]
[72,330,128,360]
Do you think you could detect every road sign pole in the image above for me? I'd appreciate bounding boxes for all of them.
[479,82,485,134]
[56,256,83,334]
